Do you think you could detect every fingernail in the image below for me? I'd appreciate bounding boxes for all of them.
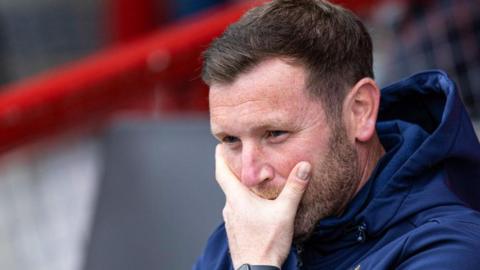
[296,162,311,181]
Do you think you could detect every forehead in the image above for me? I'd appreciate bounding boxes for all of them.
[209,58,323,134]
[209,58,307,105]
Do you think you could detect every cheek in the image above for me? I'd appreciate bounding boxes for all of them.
[268,136,325,181]
[223,149,242,179]
[266,146,308,180]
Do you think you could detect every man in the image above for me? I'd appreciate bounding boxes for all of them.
[194,0,480,269]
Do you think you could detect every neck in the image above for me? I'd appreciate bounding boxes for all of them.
[354,133,386,196]
[334,133,385,217]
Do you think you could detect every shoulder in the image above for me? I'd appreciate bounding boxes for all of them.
[193,223,233,270]
[398,208,480,269]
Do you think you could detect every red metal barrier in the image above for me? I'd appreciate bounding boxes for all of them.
[0,1,259,153]
[107,0,167,44]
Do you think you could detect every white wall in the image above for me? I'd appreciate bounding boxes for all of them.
[0,134,102,270]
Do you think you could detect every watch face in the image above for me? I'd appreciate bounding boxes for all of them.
[238,264,251,270]
[237,264,280,270]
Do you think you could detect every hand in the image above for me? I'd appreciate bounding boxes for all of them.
[215,145,311,269]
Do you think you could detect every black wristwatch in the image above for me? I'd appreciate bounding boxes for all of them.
[237,264,280,270]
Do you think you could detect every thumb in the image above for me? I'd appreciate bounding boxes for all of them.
[276,161,311,208]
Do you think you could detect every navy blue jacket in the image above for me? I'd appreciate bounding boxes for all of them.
[194,71,480,269]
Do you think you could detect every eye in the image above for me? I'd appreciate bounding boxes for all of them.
[266,130,289,142]
[222,135,240,144]
[267,130,287,137]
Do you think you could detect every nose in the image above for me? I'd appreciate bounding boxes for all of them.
[240,143,274,188]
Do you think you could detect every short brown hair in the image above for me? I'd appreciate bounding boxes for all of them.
[202,0,374,120]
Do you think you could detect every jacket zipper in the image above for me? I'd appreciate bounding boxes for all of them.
[356,222,367,243]
[294,222,367,269]
[296,244,304,269]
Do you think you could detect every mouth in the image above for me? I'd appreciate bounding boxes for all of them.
[252,185,282,200]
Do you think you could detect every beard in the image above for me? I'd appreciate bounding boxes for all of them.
[293,124,360,242]
[293,125,361,243]
[253,123,361,243]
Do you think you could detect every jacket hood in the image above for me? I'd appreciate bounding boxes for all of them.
[305,70,480,253]
[378,70,480,210]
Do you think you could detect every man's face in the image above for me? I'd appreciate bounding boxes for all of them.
[209,58,360,241]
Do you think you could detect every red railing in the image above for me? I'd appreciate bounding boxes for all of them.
[0,1,260,152]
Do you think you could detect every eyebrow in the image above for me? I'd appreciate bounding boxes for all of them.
[210,116,293,139]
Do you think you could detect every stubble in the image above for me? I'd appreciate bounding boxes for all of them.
[293,124,360,242]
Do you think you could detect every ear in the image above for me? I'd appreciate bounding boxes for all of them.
[343,78,380,143]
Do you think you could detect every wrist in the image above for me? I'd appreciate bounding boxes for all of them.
[232,254,283,269]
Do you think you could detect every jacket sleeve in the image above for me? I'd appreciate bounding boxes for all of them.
[397,219,480,269]
[193,223,234,270]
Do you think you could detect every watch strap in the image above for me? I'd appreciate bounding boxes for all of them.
[237,264,280,270]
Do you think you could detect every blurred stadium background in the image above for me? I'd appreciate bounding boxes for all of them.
[0,0,477,269]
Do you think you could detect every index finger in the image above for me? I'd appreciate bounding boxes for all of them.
[215,144,250,198]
